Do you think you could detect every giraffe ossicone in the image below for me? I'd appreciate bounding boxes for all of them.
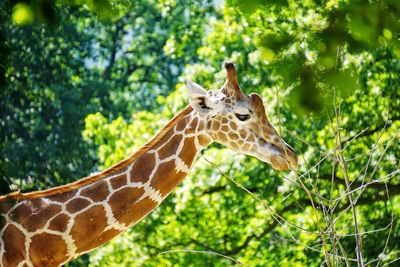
[0,62,297,267]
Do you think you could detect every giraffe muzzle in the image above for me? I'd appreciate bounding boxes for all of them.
[267,142,298,171]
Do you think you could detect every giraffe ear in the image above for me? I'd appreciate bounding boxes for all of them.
[187,80,212,114]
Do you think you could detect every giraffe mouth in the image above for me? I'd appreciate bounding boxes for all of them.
[262,141,298,171]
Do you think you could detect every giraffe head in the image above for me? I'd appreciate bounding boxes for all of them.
[187,62,298,171]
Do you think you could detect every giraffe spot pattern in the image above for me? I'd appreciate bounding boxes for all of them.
[207,120,212,130]
[2,224,26,267]
[175,116,189,131]
[212,121,220,131]
[130,152,156,183]
[151,160,186,197]
[48,213,70,232]
[22,204,61,232]
[0,215,6,232]
[248,134,255,142]
[114,196,158,226]
[228,132,239,140]
[217,132,228,143]
[109,187,145,220]
[198,135,211,147]
[178,137,196,167]
[48,191,73,203]
[82,229,121,254]
[158,134,183,160]
[29,233,69,266]
[0,201,13,214]
[230,142,239,150]
[10,203,31,225]
[110,173,127,190]
[81,181,109,202]
[239,130,247,139]
[66,198,91,213]
[70,205,108,253]
[0,110,213,267]
[197,121,205,131]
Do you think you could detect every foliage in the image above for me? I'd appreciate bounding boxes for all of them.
[0,0,213,194]
[1,0,400,266]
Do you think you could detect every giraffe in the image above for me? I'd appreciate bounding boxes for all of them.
[0,62,298,267]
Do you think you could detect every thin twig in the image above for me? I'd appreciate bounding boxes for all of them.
[159,249,250,267]
[333,97,363,267]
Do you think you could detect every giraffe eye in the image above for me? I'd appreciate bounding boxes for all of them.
[235,113,250,121]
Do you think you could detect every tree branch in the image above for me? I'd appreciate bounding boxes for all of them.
[342,115,400,145]
[201,184,261,196]
[318,174,400,196]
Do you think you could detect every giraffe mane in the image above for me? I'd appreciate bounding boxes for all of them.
[0,105,194,202]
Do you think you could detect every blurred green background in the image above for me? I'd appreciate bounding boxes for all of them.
[0,0,399,266]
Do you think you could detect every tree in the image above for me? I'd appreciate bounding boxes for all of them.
[84,1,400,266]
[0,0,214,194]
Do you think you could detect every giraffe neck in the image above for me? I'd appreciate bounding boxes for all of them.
[0,108,212,267]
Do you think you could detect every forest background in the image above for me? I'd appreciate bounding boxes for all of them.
[0,0,399,266]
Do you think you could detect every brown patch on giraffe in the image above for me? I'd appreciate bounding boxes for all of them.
[228,132,239,140]
[82,229,121,253]
[110,173,127,190]
[158,134,183,160]
[230,142,239,150]
[238,140,244,146]
[48,213,70,232]
[243,143,251,151]
[190,116,198,128]
[222,117,228,124]
[151,161,187,196]
[47,191,73,203]
[175,116,189,131]
[212,121,220,131]
[207,120,212,130]
[198,135,211,147]
[158,125,176,143]
[217,132,228,143]
[248,134,255,142]
[66,198,91,213]
[263,126,275,135]
[22,204,62,232]
[81,181,109,202]
[250,144,257,153]
[9,203,30,225]
[70,205,108,253]
[178,137,197,168]
[0,215,6,231]
[222,125,229,132]
[130,152,156,183]
[9,199,61,231]
[0,200,14,214]
[230,122,238,130]
[114,196,157,226]
[197,121,205,131]
[2,224,26,267]
[29,233,68,266]
[109,187,145,218]
[239,130,247,139]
